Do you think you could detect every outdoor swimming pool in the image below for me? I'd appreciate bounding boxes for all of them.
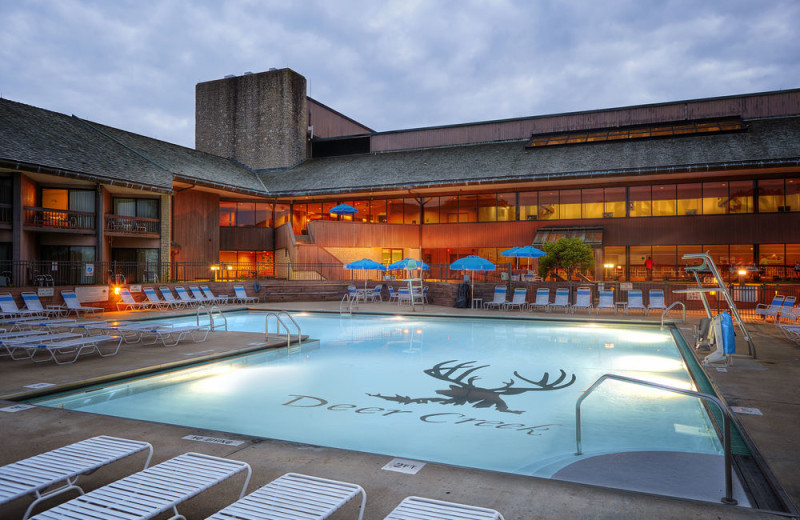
[31,311,747,504]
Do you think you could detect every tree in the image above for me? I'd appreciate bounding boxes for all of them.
[537,238,594,280]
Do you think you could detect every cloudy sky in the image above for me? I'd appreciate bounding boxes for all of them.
[2,0,798,149]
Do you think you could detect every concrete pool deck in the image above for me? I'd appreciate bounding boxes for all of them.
[0,302,797,519]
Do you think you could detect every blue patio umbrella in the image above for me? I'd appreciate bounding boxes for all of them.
[500,247,521,258]
[330,203,358,216]
[345,258,386,288]
[450,255,495,304]
[387,258,430,271]
[501,245,545,269]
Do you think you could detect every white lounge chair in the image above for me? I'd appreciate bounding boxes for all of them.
[364,284,383,302]
[779,324,800,344]
[117,288,154,311]
[140,324,211,347]
[755,294,785,322]
[548,288,570,312]
[175,286,203,306]
[30,452,251,520]
[626,289,647,316]
[777,296,797,322]
[1,331,84,360]
[648,289,667,314]
[387,286,398,303]
[20,292,64,317]
[504,288,528,310]
[0,293,41,318]
[205,472,366,520]
[60,290,104,316]
[26,334,123,364]
[385,496,504,520]
[0,435,153,520]
[483,285,508,309]
[201,285,229,303]
[142,286,172,309]
[530,288,550,311]
[160,286,187,309]
[595,289,616,314]
[233,285,258,304]
[190,286,216,304]
[571,286,592,313]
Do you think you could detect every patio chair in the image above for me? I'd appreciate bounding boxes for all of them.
[347,285,362,303]
[175,286,203,306]
[25,334,123,364]
[364,284,383,302]
[205,472,366,520]
[626,289,647,316]
[117,288,154,311]
[755,294,785,322]
[0,293,42,318]
[30,452,251,520]
[60,290,104,316]
[530,288,550,311]
[140,324,211,347]
[571,286,592,313]
[143,286,172,309]
[483,285,508,309]
[384,496,504,520]
[0,435,153,520]
[160,286,187,309]
[387,285,399,303]
[595,289,616,314]
[777,295,797,322]
[20,292,64,317]
[779,304,800,324]
[648,289,667,314]
[779,324,800,344]
[233,284,258,304]
[548,288,570,312]
[504,287,528,310]
[201,285,229,304]
[191,285,217,304]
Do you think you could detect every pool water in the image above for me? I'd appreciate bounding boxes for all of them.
[32,312,724,486]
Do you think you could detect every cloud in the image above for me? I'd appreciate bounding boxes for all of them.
[1,0,798,148]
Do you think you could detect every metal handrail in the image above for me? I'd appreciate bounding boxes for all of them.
[265,311,302,346]
[196,305,227,331]
[340,293,354,316]
[575,373,737,505]
[660,301,686,329]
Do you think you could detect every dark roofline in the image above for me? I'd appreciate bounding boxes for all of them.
[317,87,800,142]
[263,157,800,198]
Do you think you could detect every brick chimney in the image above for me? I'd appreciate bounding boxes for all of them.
[195,68,308,170]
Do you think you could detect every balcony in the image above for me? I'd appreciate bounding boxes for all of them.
[105,214,160,236]
[24,207,95,232]
[0,203,11,227]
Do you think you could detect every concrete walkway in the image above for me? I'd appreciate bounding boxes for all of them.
[0,303,797,519]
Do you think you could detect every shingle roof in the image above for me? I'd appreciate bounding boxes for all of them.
[0,98,263,194]
[259,117,800,196]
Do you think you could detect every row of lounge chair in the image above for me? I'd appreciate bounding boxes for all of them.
[481,286,666,315]
[756,294,799,323]
[0,291,103,318]
[1,436,504,520]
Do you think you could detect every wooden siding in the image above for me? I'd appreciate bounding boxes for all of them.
[308,220,420,248]
[172,189,219,264]
[420,213,800,248]
[220,227,274,251]
[370,90,800,152]
[308,98,372,139]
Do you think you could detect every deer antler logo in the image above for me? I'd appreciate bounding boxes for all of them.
[368,360,576,414]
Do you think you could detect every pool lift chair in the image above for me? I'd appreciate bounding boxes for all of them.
[29,452,251,520]
[674,252,756,358]
[0,436,153,520]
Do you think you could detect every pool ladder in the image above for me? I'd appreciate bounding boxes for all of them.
[660,301,686,329]
[575,373,737,505]
[265,311,302,346]
[340,293,356,316]
[196,305,227,331]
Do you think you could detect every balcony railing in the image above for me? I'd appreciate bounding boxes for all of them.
[105,214,160,234]
[24,207,95,231]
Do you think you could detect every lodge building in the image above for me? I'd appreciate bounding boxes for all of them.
[0,68,799,288]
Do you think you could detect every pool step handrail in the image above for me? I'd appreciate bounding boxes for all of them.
[575,373,737,505]
[265,311,302,346]
[675,252,756,358]
[196,305,228,331]
[660,301,686,329]
[340,293,354,316]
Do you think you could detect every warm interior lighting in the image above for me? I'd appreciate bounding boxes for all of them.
[210,265,219,271]
[603,263,615,268]
[113,286,120,295]
[737,269,747,276]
